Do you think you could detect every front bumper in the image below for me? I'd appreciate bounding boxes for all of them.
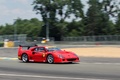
[54,58,80,63]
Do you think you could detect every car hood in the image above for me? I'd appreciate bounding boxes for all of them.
[53,50,78,58]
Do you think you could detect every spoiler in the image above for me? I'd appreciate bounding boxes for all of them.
[19,45,38,49]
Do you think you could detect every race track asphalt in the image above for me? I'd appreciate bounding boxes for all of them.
[0,60,120,80]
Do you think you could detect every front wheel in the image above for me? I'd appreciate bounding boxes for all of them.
[47,55,54,64]
[22,54,29,62]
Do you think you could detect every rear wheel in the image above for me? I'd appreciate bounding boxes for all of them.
[22,54,29,62]
[47,55,54,64]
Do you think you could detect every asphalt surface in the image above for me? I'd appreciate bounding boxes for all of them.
[0,60,120,80]
[0,47,120,80]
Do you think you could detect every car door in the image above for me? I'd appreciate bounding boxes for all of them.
[32,47,46,62]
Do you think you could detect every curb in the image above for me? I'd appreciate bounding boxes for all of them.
[0,57,18,60]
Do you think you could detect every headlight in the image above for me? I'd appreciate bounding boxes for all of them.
[58,54,64,59]
[73,53,79,57]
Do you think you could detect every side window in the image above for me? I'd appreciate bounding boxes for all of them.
[39,47,45,52]
[33,47,46,52]
[34,47,39,51]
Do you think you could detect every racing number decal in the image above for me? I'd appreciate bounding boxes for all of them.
[42,53,45,57]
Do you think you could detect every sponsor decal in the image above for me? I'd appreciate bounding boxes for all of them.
[42,53,45,57]
[29,60,34,62]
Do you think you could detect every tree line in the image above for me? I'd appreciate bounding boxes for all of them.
[0,0,120,41]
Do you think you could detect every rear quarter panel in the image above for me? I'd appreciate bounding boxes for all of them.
[18,47,32,60]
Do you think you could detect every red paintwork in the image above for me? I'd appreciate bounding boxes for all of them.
[18,46,80,63]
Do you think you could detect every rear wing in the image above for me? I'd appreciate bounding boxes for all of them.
[19,45,38,49]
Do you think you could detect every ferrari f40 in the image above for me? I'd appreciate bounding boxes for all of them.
[18,45,80,64]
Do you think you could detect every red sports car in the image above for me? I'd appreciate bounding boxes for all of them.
[18,45,80,64]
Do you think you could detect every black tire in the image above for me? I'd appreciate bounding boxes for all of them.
[47,55,54,64]
[22,54,29,62]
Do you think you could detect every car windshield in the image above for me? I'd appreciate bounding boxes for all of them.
[47,47,61,51]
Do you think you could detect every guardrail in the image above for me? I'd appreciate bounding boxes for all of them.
[13,41,120,47]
